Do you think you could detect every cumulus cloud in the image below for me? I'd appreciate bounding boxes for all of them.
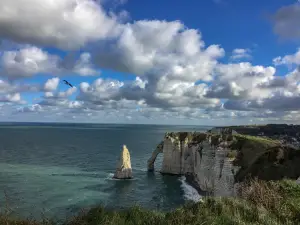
[285,68,300,86]
[207,62,277,100]
[77,76,220,110]
[78,78,124,104]
[224,90,300,112]
[230,48,252,61]
[257,76,289,89]
[0,45,99,78]
[17,104,43,113]
[73,53,98,76]
[0,0,300,124]
[92,20,224,82]
[271,3,300,41]
[0,92,23,103]
[0,77,62,94]
[0,0,119,49]
[84,19,225,110]
[39,86,77,106]
[273,48,300,66]
[0,46,59,78]
[44,77,60,92]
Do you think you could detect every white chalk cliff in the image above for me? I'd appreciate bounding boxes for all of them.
[113,145,133,179]
[148,127,300,197]
[165,132,235,196]
[148,132,238,196]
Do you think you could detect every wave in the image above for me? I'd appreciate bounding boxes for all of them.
[179,176,202,203]
[105,173,139,181]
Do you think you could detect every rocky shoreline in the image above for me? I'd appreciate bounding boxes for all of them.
[148,124,300,196]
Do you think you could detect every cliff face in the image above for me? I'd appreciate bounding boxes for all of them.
[159,132,238,196]
[113,145,133,179]
[149,125,300,196]
[160,133,194,174]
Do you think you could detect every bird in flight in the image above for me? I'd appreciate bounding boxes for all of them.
[63,80,73,88]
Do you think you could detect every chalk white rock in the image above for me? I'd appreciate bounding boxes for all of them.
[113,145,133,179]
[156,132,236,196]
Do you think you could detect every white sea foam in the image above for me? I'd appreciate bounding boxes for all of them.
[105,172,138,181]
[179,176,202,202]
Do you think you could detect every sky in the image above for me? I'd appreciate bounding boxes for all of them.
[0,0,300,125]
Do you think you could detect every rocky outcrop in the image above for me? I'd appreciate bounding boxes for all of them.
[148,126,300,196]
[113,145,133,179]
[160,132,207,175]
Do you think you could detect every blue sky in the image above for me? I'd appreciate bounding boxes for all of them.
[0,0,300,125]
[122,0,295,58]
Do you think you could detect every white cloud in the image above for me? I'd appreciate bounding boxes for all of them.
[230,48,252,61]
[78,78,124,104]
[0,46,100,78]
[224,90,300,112]
[44,77,60,92]
[93,20,224,83]
[0,0,119,49]
[42,86,77,102]
[73,53,98,76]
[0,77,63,94]
[0,0,300,124]
[17,104,43,113]
[207,62,277,100]
[273,48,300,66]
[1,46,59,78]
[0,92,23,103]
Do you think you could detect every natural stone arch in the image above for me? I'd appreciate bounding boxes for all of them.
[147,141,164,172]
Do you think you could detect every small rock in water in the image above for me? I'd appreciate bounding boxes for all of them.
[113,145,133,179]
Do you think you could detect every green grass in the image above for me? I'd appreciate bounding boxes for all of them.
[226,150,238,159]
[2,179,300,225]
[233,134,280,146]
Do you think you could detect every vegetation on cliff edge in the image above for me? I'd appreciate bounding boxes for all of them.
[2,179,300,225]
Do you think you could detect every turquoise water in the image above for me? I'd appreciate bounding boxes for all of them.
[0,123,210,220]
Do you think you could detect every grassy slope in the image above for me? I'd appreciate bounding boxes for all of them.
[2,179,300,225]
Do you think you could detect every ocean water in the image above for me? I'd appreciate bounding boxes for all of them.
[0,123,210,221]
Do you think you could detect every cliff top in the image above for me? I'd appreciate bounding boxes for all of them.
[216,124,300,136]
[164,130,281,148]
[233,134,281,147]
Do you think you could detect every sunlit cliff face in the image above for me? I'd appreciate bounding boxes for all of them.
[149,126,300,195]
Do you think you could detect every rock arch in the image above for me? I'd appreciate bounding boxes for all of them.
[147,141,164,172]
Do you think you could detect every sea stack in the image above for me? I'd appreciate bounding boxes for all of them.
[113,145,133,179]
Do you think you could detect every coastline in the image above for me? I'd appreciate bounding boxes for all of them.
[151,124,300,197]
[184,173,208,197]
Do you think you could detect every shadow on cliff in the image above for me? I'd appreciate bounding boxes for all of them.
[235,145,300,182]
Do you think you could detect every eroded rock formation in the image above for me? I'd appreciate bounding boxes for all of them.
[147,141,164,172]
[148,125,300,196]
[113,145,133,179]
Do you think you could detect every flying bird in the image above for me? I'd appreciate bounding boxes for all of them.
[63,80,73,88]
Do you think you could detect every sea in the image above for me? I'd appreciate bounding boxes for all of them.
[0,122,211,221]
